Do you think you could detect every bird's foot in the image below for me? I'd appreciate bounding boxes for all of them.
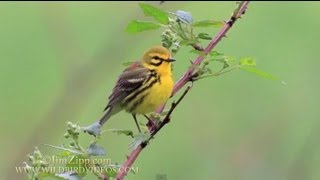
[146,119,158,133]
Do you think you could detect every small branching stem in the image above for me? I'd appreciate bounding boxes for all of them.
[115,2,250,179]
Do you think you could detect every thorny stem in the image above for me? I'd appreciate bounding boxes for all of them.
[116,2,250,179]
[148,86,191,141]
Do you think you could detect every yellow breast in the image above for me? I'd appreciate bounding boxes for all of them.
[131,74,174,114]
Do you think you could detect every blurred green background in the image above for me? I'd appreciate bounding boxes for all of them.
[1,2,320,180]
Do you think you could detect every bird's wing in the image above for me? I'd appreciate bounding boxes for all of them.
[104,62,152,110]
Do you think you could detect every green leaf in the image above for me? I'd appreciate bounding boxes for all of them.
[44,144,84,155]
[240,66,278,80]
[126,20,161,34]
[209,51,224,57]
[207,52,234,68]
[198,33,212,40]
[139,3,169,24]
[180,39,200,46]
[58,150,72,157]
[193,20,224,28]
[239,57,256,66]
[109,129,134,137]
[104,164,121,178]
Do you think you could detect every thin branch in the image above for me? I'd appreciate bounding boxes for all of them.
[116,2,250,179]
[116,86,191,180]
[149,85,192,139]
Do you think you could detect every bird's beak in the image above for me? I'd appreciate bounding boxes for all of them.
[166,58,176,62]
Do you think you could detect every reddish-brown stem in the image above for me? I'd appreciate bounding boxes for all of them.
[116,2,249,179]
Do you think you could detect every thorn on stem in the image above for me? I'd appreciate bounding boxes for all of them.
[141,141,147,148]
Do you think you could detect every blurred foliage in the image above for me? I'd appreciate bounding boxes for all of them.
[1,2,320,180]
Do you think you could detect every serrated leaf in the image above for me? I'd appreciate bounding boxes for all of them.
[239,57,256,66]
[193,20,224,28]
[198,33,212,40]
[109,129,134,137]
[44,144,84,155]
[126,20,161,34]
[139,3,169,24]
[240,66,278,80]
[175,10,193,24]
[87,143,106,156]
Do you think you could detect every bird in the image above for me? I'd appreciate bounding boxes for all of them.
[91,46,175,134]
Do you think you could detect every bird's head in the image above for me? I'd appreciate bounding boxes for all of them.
[141,46,175,75]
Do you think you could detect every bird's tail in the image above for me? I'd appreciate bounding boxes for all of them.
[99,106,121,126]
[99,107,113,126]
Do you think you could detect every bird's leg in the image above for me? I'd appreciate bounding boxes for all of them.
[143,114,152,121]
[132,114,141,133]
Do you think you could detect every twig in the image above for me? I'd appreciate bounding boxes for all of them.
[116,2,250,179]
[149,85,191,140]
[116,86,191,180]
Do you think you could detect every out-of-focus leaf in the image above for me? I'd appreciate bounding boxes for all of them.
[240,66,278,80]
[180,39,199,46]
[58,150,72,157]
[109,129,134,137]
[175,10,193,24]
[103,164,122,178]
[44,144,84,155]
[198,33,212,40]
[239,57,256,66]
[209,51,224,57]
[193,20,224,28]
[139,3,169,24]
[87,143,106,156]
[126,20,161,34]
[209,55,237,69]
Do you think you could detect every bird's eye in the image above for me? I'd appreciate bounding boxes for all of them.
[150,55,165,66]
[153,56,164,61]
